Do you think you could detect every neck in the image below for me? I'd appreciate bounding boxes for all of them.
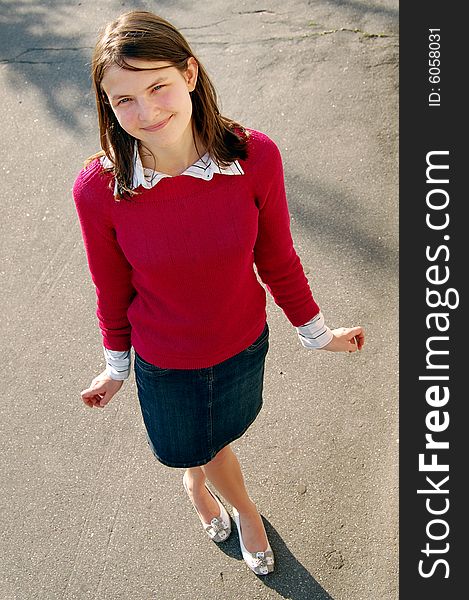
[139,131,205,176]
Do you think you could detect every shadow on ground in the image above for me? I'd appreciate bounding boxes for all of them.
[0,0,175,131]
[214,516,335,599]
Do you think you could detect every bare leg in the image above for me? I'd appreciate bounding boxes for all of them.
[183,465,219,523]
[184,445,268,552]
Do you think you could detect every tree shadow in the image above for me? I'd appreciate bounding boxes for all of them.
[312,0,398,21]
[284,169,398,279]
[0,0,175,132]
[1,0,93,130]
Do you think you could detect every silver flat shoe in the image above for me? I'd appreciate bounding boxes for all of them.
[183,473,231,543]
[232,507,274,575]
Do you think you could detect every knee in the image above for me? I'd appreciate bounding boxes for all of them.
[205,445,231,468]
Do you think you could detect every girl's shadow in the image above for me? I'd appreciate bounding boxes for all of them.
[219,515,335,600]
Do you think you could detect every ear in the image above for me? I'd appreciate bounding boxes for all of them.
[185,57,198,92]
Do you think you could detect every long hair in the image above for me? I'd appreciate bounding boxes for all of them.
[88,10,249,200]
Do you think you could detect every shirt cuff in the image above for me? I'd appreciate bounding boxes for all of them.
[103,347,131,380]
[296,311,334,349]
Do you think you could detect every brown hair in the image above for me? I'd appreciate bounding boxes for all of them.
[88,10,249,200]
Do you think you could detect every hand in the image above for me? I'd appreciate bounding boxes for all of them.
[81,369,124,408]
[322,326,365,353]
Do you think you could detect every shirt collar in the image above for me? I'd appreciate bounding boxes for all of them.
[101,142,244,195]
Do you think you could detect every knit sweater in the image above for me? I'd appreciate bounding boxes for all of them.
[73,129,321,369]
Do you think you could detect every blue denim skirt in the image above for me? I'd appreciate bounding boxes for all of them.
[134,322,269,468]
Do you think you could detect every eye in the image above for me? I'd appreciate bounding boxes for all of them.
[153,84,164,92]
[116,97,131,106]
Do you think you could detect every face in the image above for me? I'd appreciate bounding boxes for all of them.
[101,57,198,153]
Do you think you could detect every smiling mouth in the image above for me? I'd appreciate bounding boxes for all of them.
[142,115,172,132]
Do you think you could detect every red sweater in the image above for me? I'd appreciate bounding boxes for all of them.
[73,129,320,369]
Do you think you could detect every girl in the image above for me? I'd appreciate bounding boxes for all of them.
[73,10,365,577]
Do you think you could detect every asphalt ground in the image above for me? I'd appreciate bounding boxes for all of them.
[1,1,398,599]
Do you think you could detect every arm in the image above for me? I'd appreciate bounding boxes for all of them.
[251,134,365,353]
[252,135,320,326]
[73,164,135,352]
[73,163,135,407]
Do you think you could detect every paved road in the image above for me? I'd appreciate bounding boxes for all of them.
[1,1,398,599]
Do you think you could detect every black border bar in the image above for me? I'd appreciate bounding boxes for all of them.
[399,4,465,597]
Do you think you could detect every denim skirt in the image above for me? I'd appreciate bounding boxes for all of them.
[134,322,269,468]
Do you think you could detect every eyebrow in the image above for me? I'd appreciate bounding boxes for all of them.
[110,70,171,101]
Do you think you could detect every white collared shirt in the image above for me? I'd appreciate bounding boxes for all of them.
[100,143,244,195]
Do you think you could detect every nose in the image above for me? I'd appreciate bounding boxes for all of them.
[137,96,161,123]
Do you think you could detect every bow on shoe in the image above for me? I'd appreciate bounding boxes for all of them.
[206,517,229,541]
[252,550,275,575]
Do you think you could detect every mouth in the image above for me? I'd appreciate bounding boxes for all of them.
[141,115,173,132]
